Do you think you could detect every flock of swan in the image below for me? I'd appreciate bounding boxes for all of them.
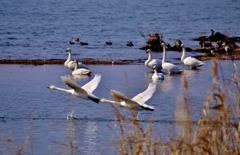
[47,42,204,111]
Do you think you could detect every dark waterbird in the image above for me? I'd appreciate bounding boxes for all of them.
[69,38,80,44]
[80,42,88,45]
[106,41,112,45]
[126,41,134,46]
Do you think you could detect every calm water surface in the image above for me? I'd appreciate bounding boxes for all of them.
[0,0,240,60]
[0,60,239,154]
[0,0,240,154]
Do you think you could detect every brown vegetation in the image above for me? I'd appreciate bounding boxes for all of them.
[0,59,135,65]
[113,59,240,154]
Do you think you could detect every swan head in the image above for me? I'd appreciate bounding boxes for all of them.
[161,42,165,47]
[146,49,151,53]
[47,85,56,89]
[66,48,71,53]
[99,98,107,103]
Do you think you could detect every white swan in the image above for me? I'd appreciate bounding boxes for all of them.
[47,74,101,103]
[145,49,162,71]
[100,83,156,111]
[152,66,164,80]
[72,60,91,75]
[64,48,89,70]
[161,43,183,74]
[181,44,204,69]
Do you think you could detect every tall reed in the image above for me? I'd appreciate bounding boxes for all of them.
[114,59,240,155]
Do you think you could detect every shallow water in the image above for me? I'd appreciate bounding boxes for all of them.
[0,60,239,154]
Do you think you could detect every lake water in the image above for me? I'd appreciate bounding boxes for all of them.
[0,0,240,61]
[0,0,240,154]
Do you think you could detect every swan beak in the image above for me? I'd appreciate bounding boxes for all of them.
[47,85,54,89]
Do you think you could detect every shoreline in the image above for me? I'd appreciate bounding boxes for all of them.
[0,55,238,65]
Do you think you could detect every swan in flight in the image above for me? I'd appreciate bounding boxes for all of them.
[47,74,101,103]
[64,48,89,70]
[145,49,162,71]
[152,66,164,81]
[72,60,91,75]
[100,83,156,111]
[161,43,183,74]
[181,44,204,69]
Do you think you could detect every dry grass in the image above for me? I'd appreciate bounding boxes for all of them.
[113,59,240,155]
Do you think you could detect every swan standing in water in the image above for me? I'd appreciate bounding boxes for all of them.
[64,48,89,70]
[47,74,101,103]
[145,49,162,71]
[72,60,91,75]
[161,43,183,74]
[152,66,164,81]
[100,83,156,111]
[181,44,204,69]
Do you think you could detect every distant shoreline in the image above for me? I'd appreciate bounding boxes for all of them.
[0,55,238,65]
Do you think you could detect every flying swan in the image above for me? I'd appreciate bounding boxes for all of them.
[100,83,156,111]
[47,74,101,103]
[161,43,183,74]
[72,60,91,75]
[145,49,162,71]
[181,44,204,69]
[64,48,89,70]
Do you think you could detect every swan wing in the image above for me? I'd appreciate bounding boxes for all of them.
[78,62,89,69]
[110,90,139,107]
[132,82,156,105]
[61,76,87,94]
[72,68,91,75]
[81,74,101,93]
[148,59,162,69]
[184,57,204,67]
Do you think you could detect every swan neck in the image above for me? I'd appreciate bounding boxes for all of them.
[74,62,78,70]
[101,98,118,104]
[145,51,152,65]
[162,45,166,64]
[153,68,158,75]
[53,87,72,94]
[181,46,186,62]
[67,51,72,61]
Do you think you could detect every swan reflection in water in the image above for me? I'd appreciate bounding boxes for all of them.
[65,73,91,82]
[65,109,99,154]
[67,109,77,120]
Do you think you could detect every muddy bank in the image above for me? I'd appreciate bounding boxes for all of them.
[0,55,238,66]
[0,59,144,65]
